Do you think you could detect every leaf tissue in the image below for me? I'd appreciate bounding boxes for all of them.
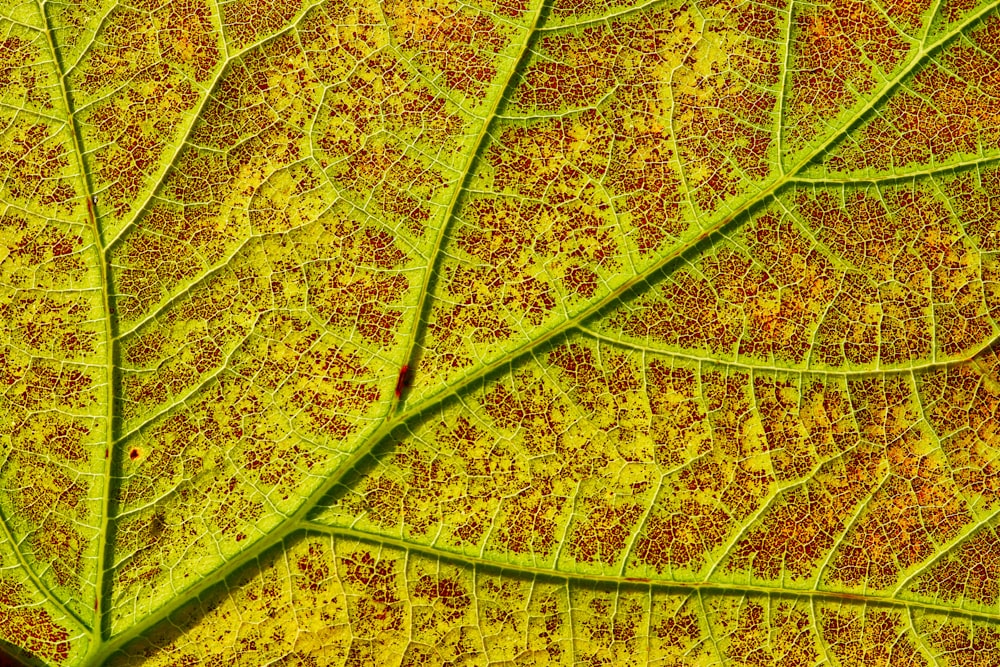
[2,0,1000,663]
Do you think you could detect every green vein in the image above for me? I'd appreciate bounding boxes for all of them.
[909,607,947,667]
[309,523,1000,626]
[0,504,91,637]
[112,312,265,445]
[791,153,1000,185]
[537,0,665,32]
[392,0,552,416]
[101,1,324,252]
[576,325,1000,376]
[892,508,1000,598]
[36,0,112,640]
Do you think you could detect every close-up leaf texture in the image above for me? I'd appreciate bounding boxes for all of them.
[2,0,1000,663]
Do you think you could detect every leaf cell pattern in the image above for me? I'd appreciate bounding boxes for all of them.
[1,0,1000,663]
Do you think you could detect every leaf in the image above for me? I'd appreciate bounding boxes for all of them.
[2,0,1000,662]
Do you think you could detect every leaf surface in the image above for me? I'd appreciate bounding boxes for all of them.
[2,0,1000,663]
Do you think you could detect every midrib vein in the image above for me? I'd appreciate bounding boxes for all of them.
[87,0,1000,661]
[36,0,114,642]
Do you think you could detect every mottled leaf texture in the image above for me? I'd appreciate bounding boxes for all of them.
[3,0,1000,663]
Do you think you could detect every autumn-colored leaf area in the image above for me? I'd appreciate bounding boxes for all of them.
[3,0,1000,662]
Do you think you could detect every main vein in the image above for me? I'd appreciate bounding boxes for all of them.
[36,0,115,640]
